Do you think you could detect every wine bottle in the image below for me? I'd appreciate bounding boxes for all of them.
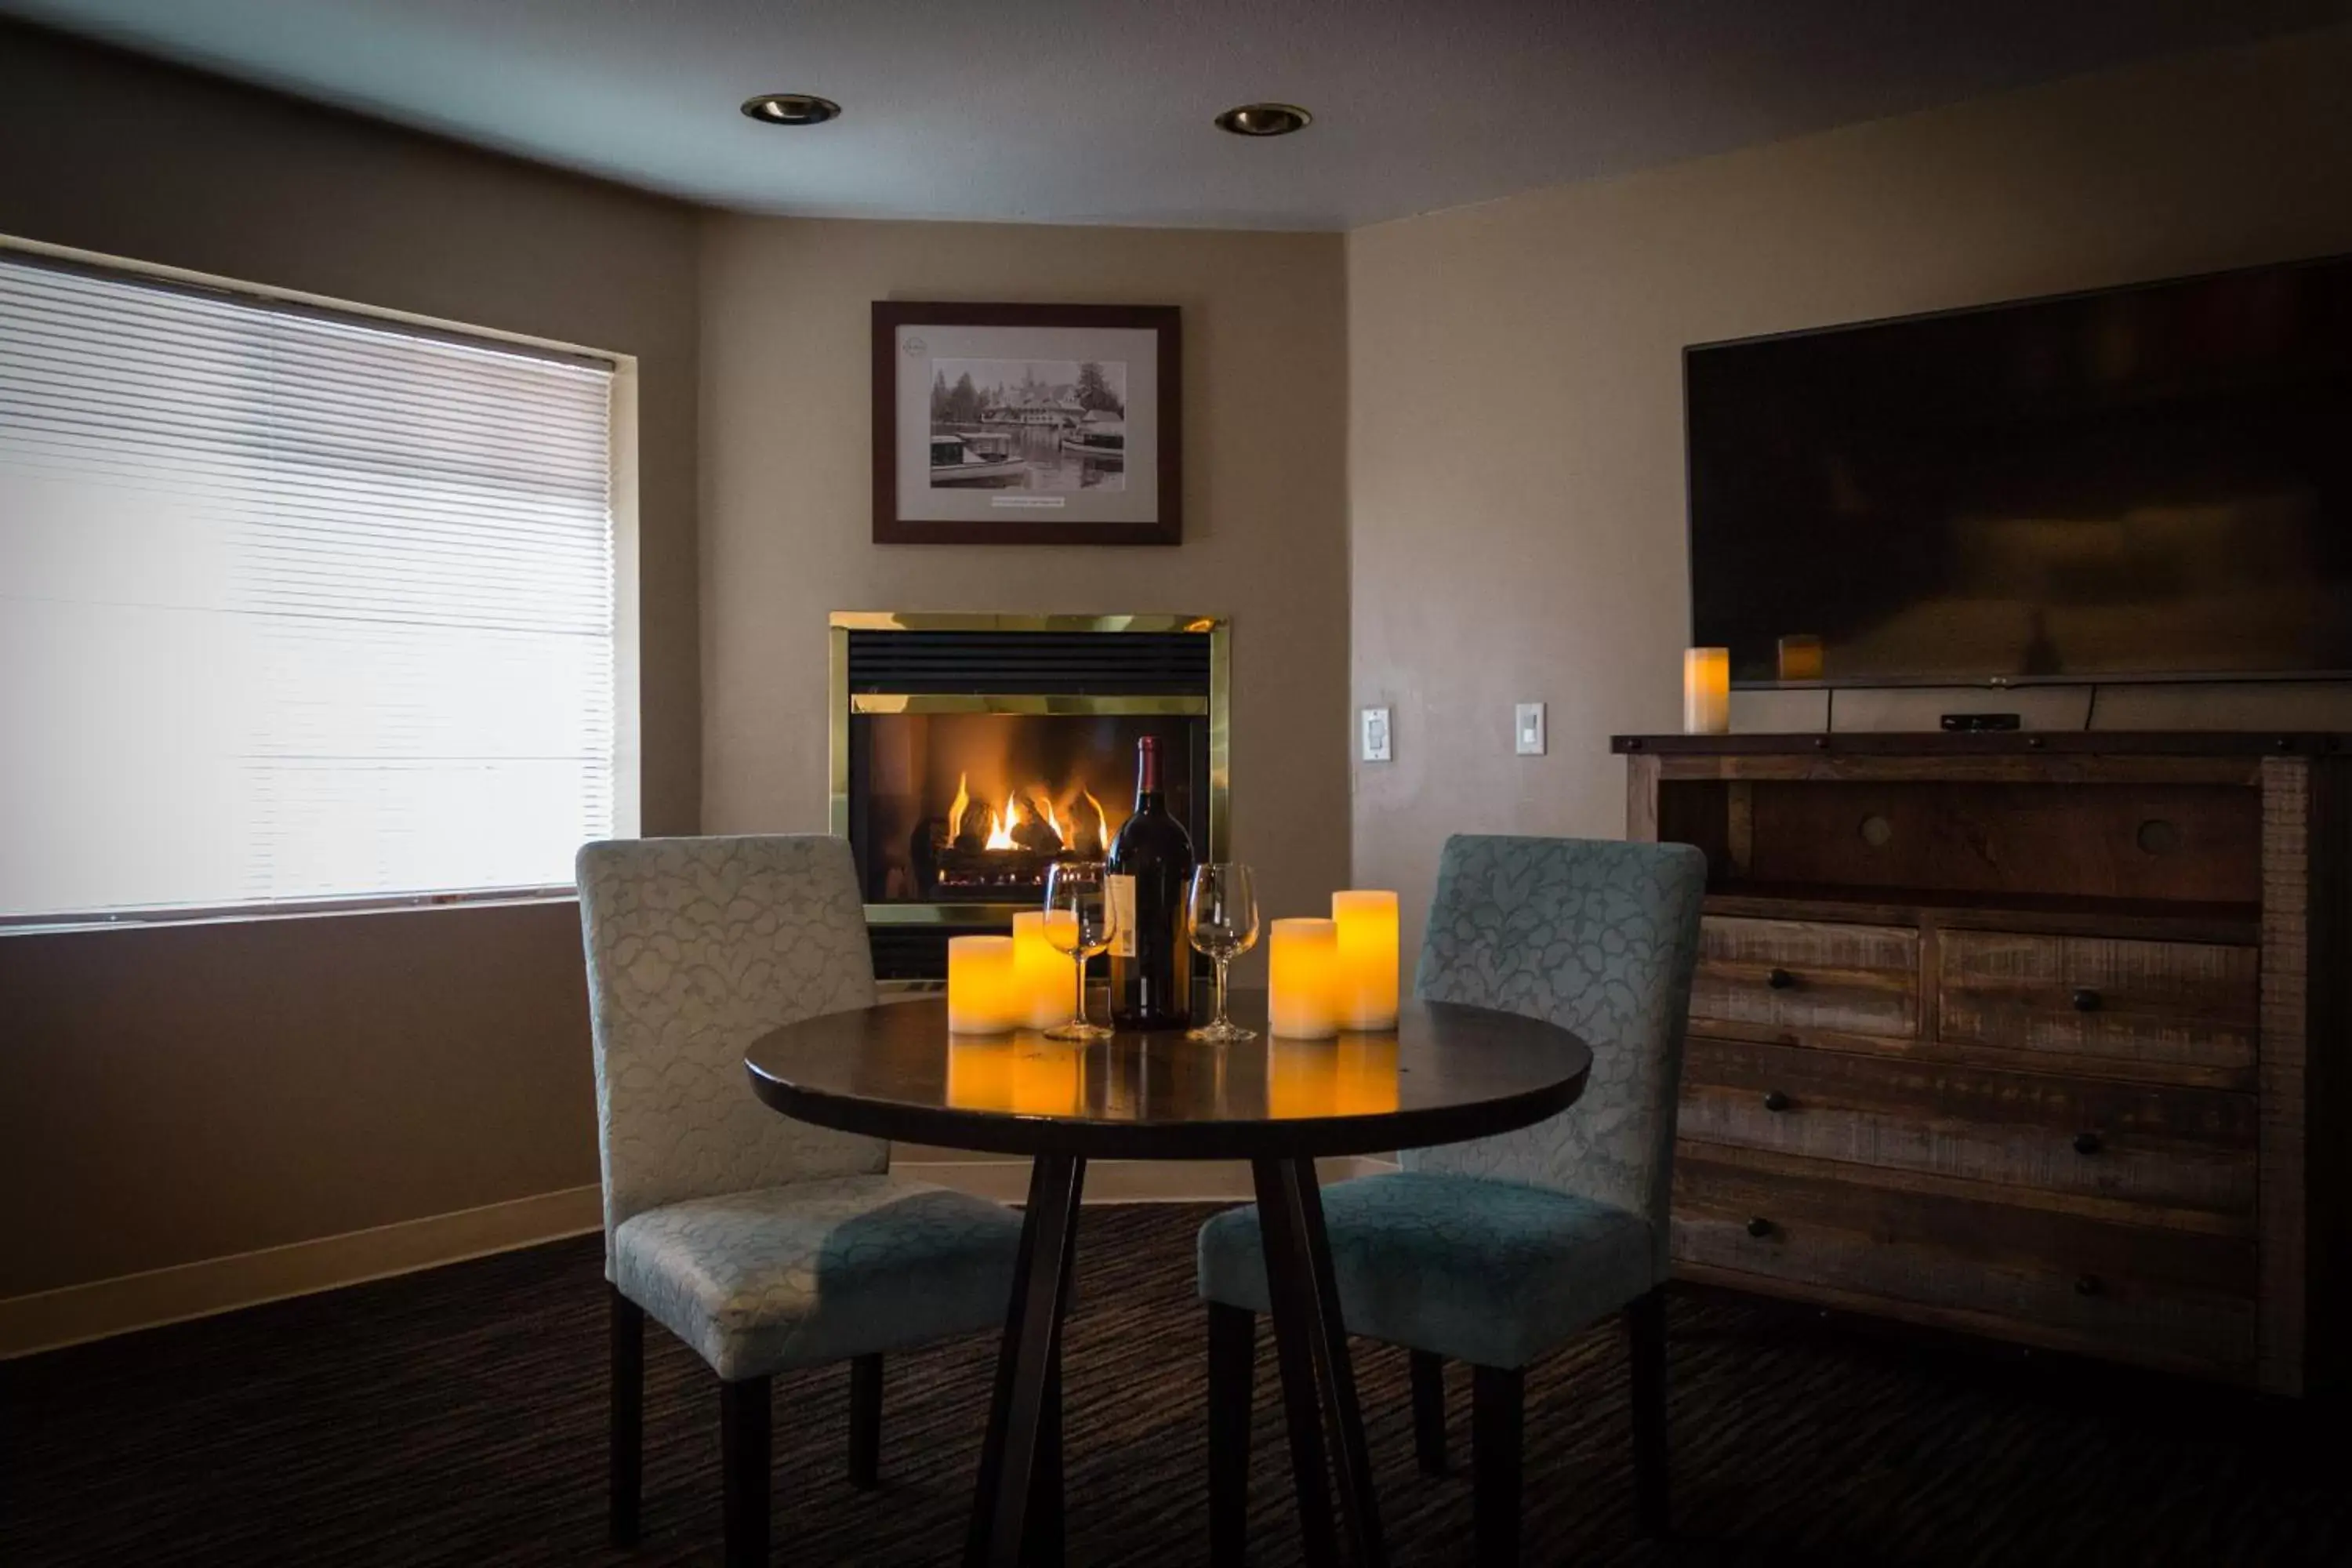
[1107,735,1195,1029]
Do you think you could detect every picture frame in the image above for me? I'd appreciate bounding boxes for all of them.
[871,300,1182,546]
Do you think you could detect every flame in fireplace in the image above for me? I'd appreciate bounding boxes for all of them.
[984,791,1019,851]
[946,772,971,841]
[1080,788,1109,851]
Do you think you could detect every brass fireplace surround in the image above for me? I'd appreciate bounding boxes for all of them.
[828,612,1231,931]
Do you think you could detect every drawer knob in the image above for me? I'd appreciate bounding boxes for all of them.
[1763,1089,1792,1113]
[2073,1131,2103,1156]
[1766,967,1796,990]
[1745,1216,1774,1239]
[2074,1273,2103,1297]
[2071,987,2103,1012]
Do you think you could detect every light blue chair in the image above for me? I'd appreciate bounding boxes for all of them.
[578,835,1025,1568]
[1197,835,1707,1564]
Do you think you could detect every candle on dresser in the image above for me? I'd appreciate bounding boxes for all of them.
[1011,910,1075,1029]
[1330,890,1399,1030]
[1683,646,1730,735]
[1268,917,1341,1040]
[946,935,1019,1035]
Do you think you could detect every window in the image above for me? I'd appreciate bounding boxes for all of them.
[0,252,619,922]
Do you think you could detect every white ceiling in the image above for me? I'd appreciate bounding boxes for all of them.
[5,0,2346,230]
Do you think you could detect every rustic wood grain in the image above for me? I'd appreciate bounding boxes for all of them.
[1624,752,1661,844]
[1691,916,1919,1039]
[1703,888,2261,946]
[1623,731,2336,1392]
[1743,782,2259,905]
[2257,757,2310,1396]
[2309,760,2350,1392]
[1938,932,2259,1085]
[1672,1149,2257,1375]
[1685,1018,2256,1093]
[1653,754,2268,787]
[1679,1038,2258,1218]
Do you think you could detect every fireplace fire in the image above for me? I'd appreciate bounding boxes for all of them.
[927,771,1120,895]
[829,613,1228,979]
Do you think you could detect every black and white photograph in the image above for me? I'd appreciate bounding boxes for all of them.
[926,357,1127,494]
[872,300,1181,545]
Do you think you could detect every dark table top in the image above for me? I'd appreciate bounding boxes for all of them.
[742,992,1592,1160]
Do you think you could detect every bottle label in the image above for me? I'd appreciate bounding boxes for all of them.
[1105,873,1138,958]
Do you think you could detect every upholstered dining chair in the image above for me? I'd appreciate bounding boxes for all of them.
[1196,834,1707,1565]
[578,835,1025,1568]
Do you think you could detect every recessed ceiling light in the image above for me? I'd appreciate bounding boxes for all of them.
[742,93,841,127]
[1215,103,1311,137]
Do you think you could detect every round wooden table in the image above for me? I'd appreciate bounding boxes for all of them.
[744,993,1592,1568]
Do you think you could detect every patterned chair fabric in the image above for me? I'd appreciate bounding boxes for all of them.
[1198,834,1708,1367]
[579,835,1021,1378]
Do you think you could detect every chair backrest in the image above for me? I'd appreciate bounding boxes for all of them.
[1403,834,1707,1274]
[576,835,885,1260]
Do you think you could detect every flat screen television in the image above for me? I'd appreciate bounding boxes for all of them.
[1686,255,2352,688]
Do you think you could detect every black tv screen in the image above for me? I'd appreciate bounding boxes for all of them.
[1686,256,2352,688]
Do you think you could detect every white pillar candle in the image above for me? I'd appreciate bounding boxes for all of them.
[946,935,1019,1035]
[1011,911,1075,1029]
[1330,890,1399,1030]
[1683,646,1730,735]
[1268,917,1341,1040]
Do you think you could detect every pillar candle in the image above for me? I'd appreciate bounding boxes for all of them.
[946,935,1019,1034]
[1268,917,1340,1040]
[1011,910,1075,1029]
[1330,890,1399,1030]
[1683,646,1730,735]
[1776,634,1824,683]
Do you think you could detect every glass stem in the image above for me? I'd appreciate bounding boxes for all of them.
[1214,957,1230,1026]
[1073,953,1088,1028]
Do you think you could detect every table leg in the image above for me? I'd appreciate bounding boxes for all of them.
[966,1152,1086,1568]
[1251,1156,1385,1568]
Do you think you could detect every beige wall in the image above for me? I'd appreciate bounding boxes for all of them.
[1348,25,2352,960]
[699,216,1353,967]
[0,24,699,1296]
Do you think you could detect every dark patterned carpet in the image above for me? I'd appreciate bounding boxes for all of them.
[3,1203,2345,1566]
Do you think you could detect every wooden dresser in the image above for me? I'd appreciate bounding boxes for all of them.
[1617,732,2347,1394]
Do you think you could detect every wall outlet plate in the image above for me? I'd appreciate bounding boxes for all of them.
[1360,706,1392,762]
[1515,702,1546,756]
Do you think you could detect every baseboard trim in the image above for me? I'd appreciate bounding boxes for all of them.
[3,1157,1403,1360]
[0,1184,605,1361]
[898,1156,1398,1205]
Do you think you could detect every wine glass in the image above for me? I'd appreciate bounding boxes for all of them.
[1185,863,1261,1042]
[1041,859,1116,1041]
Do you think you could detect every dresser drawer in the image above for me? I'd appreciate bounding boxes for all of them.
[1690,917,1918,1040]
[1679,1038,2257,1217]
[1936,932,2259,1087]
[1671,1149,2256,1374]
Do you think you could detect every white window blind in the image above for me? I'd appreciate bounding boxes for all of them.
[0,255,617,922]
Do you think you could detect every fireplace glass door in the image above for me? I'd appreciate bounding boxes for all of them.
[848,709,1204,906]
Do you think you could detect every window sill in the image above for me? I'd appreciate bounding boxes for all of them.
[0,887,579,938]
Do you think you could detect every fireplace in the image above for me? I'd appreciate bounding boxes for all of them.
[829,613,1229,979]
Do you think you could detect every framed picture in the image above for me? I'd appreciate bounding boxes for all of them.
[871,301,1181,546]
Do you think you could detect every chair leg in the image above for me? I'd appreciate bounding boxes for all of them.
[849,1352,883,1490]
[1207,1301,1256,1567]
[1628,1285,1670,1538]
[721,1376,771,1568]
[1409,1351,1447,1476]
[1471,1364,1523,1568]
[610,1287,644,1547]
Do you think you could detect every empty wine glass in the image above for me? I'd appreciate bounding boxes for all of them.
[1042,859,1117,1041]
[1185,863,1261,1042]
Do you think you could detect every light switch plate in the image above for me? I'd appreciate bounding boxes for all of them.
[1515,702,1547,756]
[1361,706,1392,762]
